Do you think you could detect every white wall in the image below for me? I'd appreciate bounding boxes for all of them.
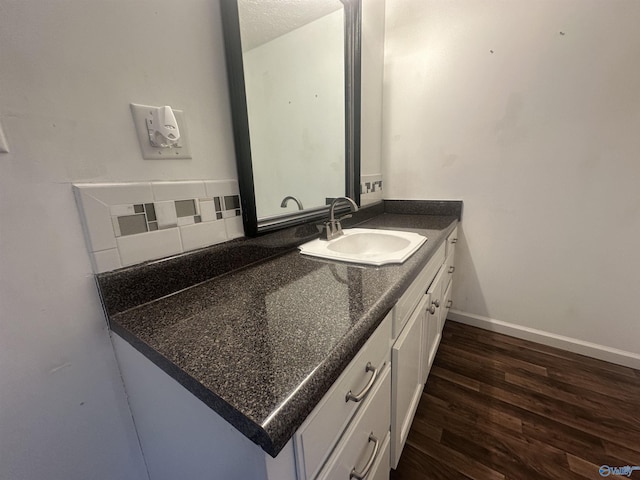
[0,1,237,478]
[360,0,386,178]
[383,0,640,363]
[244,10,345,218]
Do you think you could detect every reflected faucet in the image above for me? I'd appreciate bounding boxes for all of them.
[321,196,359,241]
[280,196,304,211]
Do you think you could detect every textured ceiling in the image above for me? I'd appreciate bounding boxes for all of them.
[239,0,343,51]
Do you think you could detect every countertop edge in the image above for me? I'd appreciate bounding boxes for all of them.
[110,323,280,455]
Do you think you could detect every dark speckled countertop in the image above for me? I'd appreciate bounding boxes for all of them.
[107,210,458,457]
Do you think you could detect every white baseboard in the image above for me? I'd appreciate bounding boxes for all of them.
[447,309,640,370]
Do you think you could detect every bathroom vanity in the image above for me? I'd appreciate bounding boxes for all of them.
[101,203,460,480]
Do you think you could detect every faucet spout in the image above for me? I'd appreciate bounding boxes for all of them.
[322,196,359,241]
[280,196,304,211]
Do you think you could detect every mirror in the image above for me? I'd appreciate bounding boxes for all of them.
[221,0,361,236]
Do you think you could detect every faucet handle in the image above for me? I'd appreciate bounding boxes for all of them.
[320,220,335,240]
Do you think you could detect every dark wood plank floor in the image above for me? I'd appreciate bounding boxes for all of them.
[391,321,640,480]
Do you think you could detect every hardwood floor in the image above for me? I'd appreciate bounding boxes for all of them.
[391,321,640,480]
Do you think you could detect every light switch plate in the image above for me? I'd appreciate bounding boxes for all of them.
[130,103,192,160]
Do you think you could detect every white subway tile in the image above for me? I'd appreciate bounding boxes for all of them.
[177,216,195,227]
[361,195,381,206]
[204,180,239,198]
[73,188,117,252]
[154,201,178,229]
[199,200,217,222]
[111,216,122,237]
[109,204,137,216]
[152,181,206,201]
[74,183,153,205]
[361,174,382,182]
[224,217,244,240]
[92,248,122,273]
[179,221,227,252]
[116,229,183,266]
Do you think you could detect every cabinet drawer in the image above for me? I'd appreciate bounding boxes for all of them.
[316,365,391,480]
[295,314,391,480]
[446,226,458,258]
[320,431,390,480]
[368,433,391,480]
[392,242,445,338]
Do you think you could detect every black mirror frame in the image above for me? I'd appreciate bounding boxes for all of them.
[220,0,362,237]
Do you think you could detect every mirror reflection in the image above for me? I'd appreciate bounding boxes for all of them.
[238,0,346,220]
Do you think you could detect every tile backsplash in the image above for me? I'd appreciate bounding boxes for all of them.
[73,180,244,273]
[361,174,383,206]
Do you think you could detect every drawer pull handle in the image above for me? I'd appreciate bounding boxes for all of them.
[428,304,436,315]
[447,299,453,309]
[350,433,379,480]
[346,363,378,403]
[451,238,458,244]
[448,266,455,274]
[432,299,440,308]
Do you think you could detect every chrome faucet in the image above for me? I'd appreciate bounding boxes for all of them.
[280,195,304,211]
[321,196,359,241]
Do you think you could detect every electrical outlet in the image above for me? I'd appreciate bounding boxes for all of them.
[130,103,192,160]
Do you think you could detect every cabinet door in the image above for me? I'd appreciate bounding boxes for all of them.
[391,297,424,469]
[423,265,447,384]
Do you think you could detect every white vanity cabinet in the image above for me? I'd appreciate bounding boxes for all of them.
[297,225,458,477]
[390,240,448,469]
[294,313,392,480]
[422,264,446,383]
[421,226,458,383]
[442,226,457,332]
[390,296,425,468]
[421,226,458,380]
[111,223,458,480]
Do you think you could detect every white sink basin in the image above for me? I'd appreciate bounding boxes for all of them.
[299,228,427,266]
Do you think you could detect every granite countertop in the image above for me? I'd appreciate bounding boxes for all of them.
[107,212,458,457]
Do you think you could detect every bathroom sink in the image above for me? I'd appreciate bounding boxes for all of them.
[299,228,427,266]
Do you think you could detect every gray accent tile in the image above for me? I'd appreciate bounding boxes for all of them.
[214,197,222,212]
[175,199,197,218]
[144,203,156,222]
[134,204,144,214]
[194,215,202,223]
[117,214,148,236]
[224,195,240,210]
[216,212,223,220]
[148,222,158,232]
